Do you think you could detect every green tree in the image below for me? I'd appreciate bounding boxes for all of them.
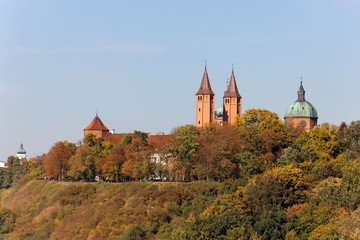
[68,147,97,181]
[246,165,306,214]
[349,120,360,154]
[339,158,360,210]
[169,125,200,181]
[2,156,29,188]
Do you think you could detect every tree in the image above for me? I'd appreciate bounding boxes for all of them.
[97,144,126,182]
[339,158,360,210]
[169,125,199,181]
[195,125,243,180]
[295,123,338,162]
[349,120,360,154]
[246,165,307,215]
[43,141,75,181]
[67,147,97,181]
[2,156,29,188]
[235,109,288,162]
[122,131,151,180]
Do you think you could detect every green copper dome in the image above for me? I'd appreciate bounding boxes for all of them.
[215,107,223,118]
[285,101,318,118]
[285,81,318,118]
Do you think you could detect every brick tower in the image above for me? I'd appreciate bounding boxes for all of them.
[84,114,110,138]
[223,68,242,125]
[195,66,215,127]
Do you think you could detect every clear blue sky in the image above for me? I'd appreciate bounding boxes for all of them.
[1,0,360,161]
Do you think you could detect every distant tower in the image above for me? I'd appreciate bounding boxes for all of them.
[284,81,318,132]
[84,113,110,138]
[17,143,27,159]
[195,66,215,127]
[223,68,242,125]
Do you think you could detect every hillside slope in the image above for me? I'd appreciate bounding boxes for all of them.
[0,180,238,240]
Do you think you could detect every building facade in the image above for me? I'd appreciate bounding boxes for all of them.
[195,66,242,127]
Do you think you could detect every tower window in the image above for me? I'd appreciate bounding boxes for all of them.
[198,96,203,101]
[198,121,200,125]
[198,108,201,112]
[225,99,230,104]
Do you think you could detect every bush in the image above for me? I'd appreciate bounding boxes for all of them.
[0,208,16,234]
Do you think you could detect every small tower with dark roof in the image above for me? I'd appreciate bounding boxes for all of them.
[17,143,27,160]
[84,114,110,138]
[223,68,242,125]
[297,81,305,101]
[195,65,215,127]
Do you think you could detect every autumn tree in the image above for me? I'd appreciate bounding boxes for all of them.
[43,141,76,181]
[67,147,97,181]
[195,125,243,180]
[97,143,126,182]
[169,125,199,181]
[235,109,290,172]
[295,123,338,162]
[121,131,151,180]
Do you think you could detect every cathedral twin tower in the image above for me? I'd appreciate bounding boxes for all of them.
[195,66,319,131]
[195,66,242,127]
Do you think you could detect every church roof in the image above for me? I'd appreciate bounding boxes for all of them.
[17,143,26,154]
[148,134,174,147]
[224,69,241,98]
[285,101,318,118]
[196,67,215,96]
[84,114,109,131]
[105,133,128,144]
[297,81,306,102]
[285,82,318,118]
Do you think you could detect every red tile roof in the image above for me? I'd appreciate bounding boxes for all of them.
[105,133,129,144]
[148,134,174,148]
[84,115,109,131]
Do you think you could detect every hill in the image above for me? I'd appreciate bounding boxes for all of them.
[2,159,360,239]
[0,180,241,240]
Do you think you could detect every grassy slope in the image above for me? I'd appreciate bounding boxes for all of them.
[0,180,238,240]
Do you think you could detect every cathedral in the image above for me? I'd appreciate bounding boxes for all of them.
[195,66,318,131]
[195,66,242,127]
[84,66,319,137]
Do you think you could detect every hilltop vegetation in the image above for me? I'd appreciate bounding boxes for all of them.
[0,109,360,239]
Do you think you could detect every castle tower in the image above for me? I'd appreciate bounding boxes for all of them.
[284,81,318,132]
[84,114,110,138]
[195,66,215,127]
[17,143,27,160]
[223,68,242,125]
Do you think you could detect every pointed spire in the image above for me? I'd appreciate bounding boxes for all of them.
[224,68,241,98]
[297,80,305,101]
[84,114,109,131]
[196,65,215,96]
